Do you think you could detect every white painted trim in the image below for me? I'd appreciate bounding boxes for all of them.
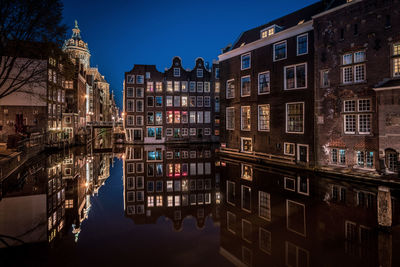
[240,75,251,97]
[218,21,313,62]
[283,142,295,156]
[284,177,296,192]
[226,180,236,206]
[284,63,308,90]
[373,85,400,91]
[297,175,309,196]
[297,144,309,163]
[240,137,253,153]
[226,79,235,99]
[296,33,309,56]
[273,40,287,62]
[226,107,235,130]
[241,106,251,131]
[258,71,270,95]
[285,102,305,134]
[258,104,270,132]
[241,53,251,70]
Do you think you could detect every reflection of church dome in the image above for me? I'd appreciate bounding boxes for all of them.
[62,20,90,69]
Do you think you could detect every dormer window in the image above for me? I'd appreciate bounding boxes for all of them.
[260,25,281,39]
[197,68,203,78]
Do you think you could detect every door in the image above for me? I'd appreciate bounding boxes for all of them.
[298,145,308,163]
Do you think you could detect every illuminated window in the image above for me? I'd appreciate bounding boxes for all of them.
[174,81,180,92]
[241,164,252,181]
[286,102,304,133]
[241,106,251,131]
[156,196,163,206]
[241,76,251,97]
[258,105,270,131]
[393,43,400,77]
[147,196,154,207]
[181,81,188,92]
[146,82,154,92]
[167,81,173,92]
[181,96,188,107]
[241,137,252,153]
[156,82,163,92]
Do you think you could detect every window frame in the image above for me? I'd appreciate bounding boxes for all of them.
[284,63,307,90]
[258,104,270,132]
[258,71,270,95]
[296,33,308,56]
[273,40,287,61]
[286,102,305,134]
[241,53,251,70]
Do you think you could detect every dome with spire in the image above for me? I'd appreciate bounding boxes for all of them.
[63,20,91,69]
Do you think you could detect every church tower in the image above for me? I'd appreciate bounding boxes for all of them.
[63,20,91,70]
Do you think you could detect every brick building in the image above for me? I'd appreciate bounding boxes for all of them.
[123,57,219,144]
[217,1,343,167]
[314,0,400,174]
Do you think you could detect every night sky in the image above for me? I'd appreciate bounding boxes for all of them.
[62,0,318,109]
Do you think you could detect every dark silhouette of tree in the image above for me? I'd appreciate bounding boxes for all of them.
[0,0,67,99]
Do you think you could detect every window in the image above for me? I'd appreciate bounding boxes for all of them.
[197,82,203,93]
[197,68,203,78]
[215,82,220,93]
[167,81,173,92]
[343,99,371,135]
[189,96,196,107]
[126,100,134,112]
[227,211,236,233]
[174,96,180,107]
[284,63,307,90]
[297,34,308,55]
[146,82,154,92]
[273,41,286,61]
[258,72,270,94]
[241,137,252,153]
[258,105,270,131]
[189,112,196,124]
[215,68,220,79]
[136,87,144,98]
[321,70,329,87]
[197,111,203,123]
[259,191,271,221]
[136,100,144,112]
[241,106,251,131]
[242,219,252,243]
[226,181,235,206]
[284,143,295,156]
[147,96,154,107]
[197,96,203,107]
[174,111,180,124]
[166,96,173,107]
[156,82,163,92]
[181,96,188,107]
[331,148,346,165]
[241,185,251,212]
[204,82,210,93]
[226,107,235,130]
[147,112,154,125]
[241,164,252,181]
[226,79,235,99]
[341,51,366,83]
[286,102,304,133]
[181,81,188,92]
[357,151,374,168]
[259,228,272,254]
[284,177,296,191]
[155,112,162,125]
[127,87,134,97]
[189,81,196,92]
[181,111,188,124]
[260,26,275,38]
[204,96,210,107]
[241,53,251,70]
[127,75,134,84]
[174,81,180,92]
[174,68,180,77]
[166,111,173,124]
[393,43,400,77]
[241,76,251,97]
[136,75,144,84]
[155,96,162,107]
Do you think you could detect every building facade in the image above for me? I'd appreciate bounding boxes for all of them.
[314,0,400,175]
[218,2,336,167]
[123,57,219,144]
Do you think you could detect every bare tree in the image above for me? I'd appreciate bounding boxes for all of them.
[0,0,67,99]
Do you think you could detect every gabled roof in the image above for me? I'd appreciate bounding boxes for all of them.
[229,0,347,51]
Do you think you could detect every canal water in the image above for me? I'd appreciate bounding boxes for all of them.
[0,144,399,267]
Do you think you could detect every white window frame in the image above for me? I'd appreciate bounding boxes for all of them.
[286,102,305,134]
[173,68,180,77]
[240,75,251,97]
[197,68,203,78]
[241,106,251,131]
[258,71,270,95]
[273,40,287,61]
[258,104,270,132]
[297,144,309,163]
[240,137,253,153]
[284,63,307,90]
[226,107,235,130]
[284,142,295,156]
[296,33,308,56]
[241,53,251,70]
[226,79,235,99]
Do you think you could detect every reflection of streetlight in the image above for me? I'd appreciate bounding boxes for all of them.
[85,182,89,187]
[84,94,88,98]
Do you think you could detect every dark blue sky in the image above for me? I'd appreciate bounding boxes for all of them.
[62,0,318,108]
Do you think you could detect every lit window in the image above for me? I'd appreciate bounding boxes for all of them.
[284,143,295,156]
[241,106,251,131]
[241,137,252,153]
[166,96,173,107]
[286,102,304,133]
[166,111,173,124]
[174,81,180,92]
[167,81,173,92]
[146,82,154,92]
[156,82,163,92]
[258,105,270,131]
[393,43,400,77]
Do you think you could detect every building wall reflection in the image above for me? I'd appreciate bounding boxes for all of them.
[122,144,221,230]
[219,157,400,267]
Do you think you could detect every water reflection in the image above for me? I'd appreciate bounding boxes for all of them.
[219,156,400,267]
[0,147,114,247]
[122,145,221,231]
[1,146,400,266]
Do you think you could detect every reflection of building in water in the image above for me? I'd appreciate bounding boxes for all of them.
[123,145,221,229]
[0,148,113,247]
[219,158,400,267]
